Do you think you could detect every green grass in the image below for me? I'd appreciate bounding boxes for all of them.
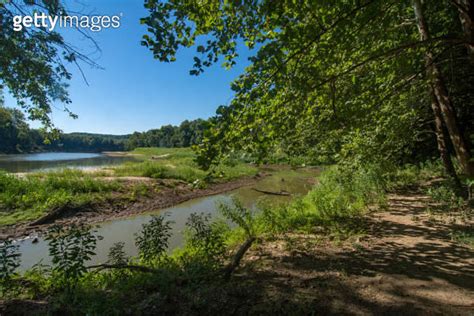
[451,227,474,247]
[1,161,452,314]
[0,148,257,226]
[114,147,258,183]
[0,169,120,226]
[250,165,386,237]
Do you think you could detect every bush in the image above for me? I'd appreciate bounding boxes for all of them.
[219,197,256,238]
[0,240,20,295]
[135,215,173,263]
[45,224,100,291]
[181,213,227,270]
[107,242,129,265]
[427,185,465,211]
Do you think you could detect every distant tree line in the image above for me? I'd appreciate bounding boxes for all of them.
[125,119,208,150]
[0,105,208,153]
[49,133,129,152]
[0,106,43,153]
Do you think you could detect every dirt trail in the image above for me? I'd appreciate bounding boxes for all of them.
[238,191,474,315]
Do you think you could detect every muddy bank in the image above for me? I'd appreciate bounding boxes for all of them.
[0,175,263,239]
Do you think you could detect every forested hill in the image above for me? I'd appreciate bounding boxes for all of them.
[0,106,207,153]
[48,133,130,153]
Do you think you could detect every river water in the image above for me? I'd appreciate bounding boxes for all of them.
[0,152,137,173]
[14,168,318,271]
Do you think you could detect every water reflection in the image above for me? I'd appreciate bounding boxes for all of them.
[0,152,138,173]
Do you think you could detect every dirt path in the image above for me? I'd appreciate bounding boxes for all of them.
[236,191,474,315]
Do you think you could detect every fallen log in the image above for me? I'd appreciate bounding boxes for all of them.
[28,202,72,226]
[223,236,256,280]
[87,263,158,273]
[252,188,291,196]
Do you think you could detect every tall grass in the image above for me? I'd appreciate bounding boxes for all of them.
[252,165,386,235]
[114,147,258,183]
[0,170,120,226]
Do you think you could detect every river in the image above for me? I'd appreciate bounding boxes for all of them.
[13,168,318,271]
[0,152,137,173]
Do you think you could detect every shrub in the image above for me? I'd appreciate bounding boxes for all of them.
[219,197,256,238]
[427,185,465,211]
[135,215,173,263]
[46,224,100,291]
[0,239,20,295]
[182,213,227,269]
[107,242,129,265]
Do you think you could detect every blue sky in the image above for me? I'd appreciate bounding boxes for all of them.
[5,0,251,135]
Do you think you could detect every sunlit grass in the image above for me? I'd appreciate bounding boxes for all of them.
[0,169,120,226]
[114,147,258,183]
[0,148,258,226]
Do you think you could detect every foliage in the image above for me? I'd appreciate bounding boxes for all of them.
[135,215,173,263]
[0,106,206,154]
[219,197,256,238]
[0,239,20,294]
[45,224,100,289]
[257,165,385,235]
[126,119,208,150]
[0,106,43,153]
[0,1,100,130]
[142,0,473,177]
[450,227,474,248]
[107,242,129,265]
[427,184,466,211]
[48,132,128,153]
[0,107,128,154]
[384,160,445,190]
[182,213,227,269]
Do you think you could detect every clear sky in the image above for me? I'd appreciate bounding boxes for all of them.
[5,0,250,135]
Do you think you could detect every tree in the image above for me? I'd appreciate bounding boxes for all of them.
[0,1,99,131]
[142,0,474,177]
[413,0,474,176]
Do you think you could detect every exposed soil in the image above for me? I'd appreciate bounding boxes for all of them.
[227,189,474,315]
[0,175,263,239]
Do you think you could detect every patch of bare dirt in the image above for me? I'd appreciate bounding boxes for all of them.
[234,191,474,315]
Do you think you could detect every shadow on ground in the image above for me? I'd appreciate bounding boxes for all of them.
[231,192,474,315]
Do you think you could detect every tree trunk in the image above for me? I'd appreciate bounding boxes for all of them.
[452,0,474,62]
[430,90,463,192]
[413,0,474,176]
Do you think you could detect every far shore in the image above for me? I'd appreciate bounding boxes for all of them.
[102,151,141,157]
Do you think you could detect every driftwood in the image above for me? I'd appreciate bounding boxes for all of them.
[87,263,158,273]
[151,154,170,160]
[252,188,291,196]
[28,202,72,226]
[223,237,256,280]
